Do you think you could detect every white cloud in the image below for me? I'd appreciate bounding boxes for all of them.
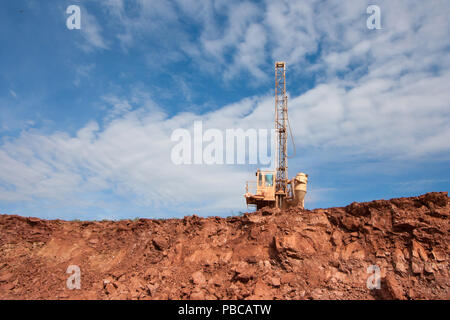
[224,23,268,81]
[79,7,108,51]
[264,0,319,65]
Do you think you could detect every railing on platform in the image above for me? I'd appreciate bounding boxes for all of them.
[245,181,257,194]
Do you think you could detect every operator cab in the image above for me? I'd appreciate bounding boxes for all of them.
[257,170,275,195]
[244,169,276,209]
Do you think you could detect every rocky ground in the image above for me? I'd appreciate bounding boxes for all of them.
[0,192,448,300]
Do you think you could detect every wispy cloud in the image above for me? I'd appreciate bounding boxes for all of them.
[79,6,108,52]
[73,63,95,86]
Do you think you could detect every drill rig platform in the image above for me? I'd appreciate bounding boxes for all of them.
[244,62,308,210]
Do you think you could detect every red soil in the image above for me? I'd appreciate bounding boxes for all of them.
[0,192,448,300]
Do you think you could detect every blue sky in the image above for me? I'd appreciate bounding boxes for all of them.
[1,0,449,220]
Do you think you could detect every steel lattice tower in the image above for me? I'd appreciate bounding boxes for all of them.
[275,62,288,207]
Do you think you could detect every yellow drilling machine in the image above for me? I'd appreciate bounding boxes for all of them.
[244,62,308,210]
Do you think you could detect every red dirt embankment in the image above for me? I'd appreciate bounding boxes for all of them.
[0,192,448,300]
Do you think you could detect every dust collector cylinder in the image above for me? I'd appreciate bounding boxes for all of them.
[294,172,308,208]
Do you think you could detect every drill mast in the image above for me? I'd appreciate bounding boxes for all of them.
[275,62,289,207]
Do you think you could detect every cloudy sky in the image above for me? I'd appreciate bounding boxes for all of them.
[1,0,449,220]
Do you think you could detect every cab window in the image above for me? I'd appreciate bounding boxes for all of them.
[265,174,273,187]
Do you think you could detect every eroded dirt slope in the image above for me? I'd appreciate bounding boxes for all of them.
[0,192,448,300]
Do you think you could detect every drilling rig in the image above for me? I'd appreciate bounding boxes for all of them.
[244,62,308,210]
